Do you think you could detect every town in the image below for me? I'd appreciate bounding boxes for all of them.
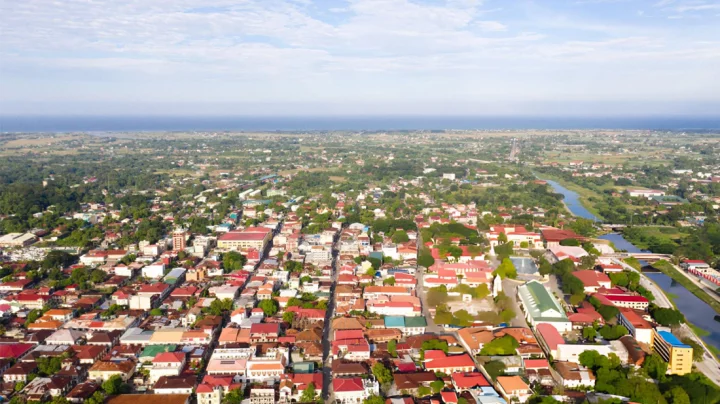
[0,129,718,404]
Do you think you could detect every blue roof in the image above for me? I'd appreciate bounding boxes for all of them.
[384,316,405,328]
[657,331,690,348]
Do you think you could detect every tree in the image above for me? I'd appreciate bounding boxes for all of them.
[299,382,319,403]
[283,311,295,324]
[14,381,25,392]
[430,379,445,393]
[582,326,597,342]
[483,360,506,380]
[664,386,691,404]
[680,338,704,362]
[597,305,619,322]
[391,230,409,243]
[427,285,449,307]
[207,298,234,315]
[418,247,435,268]
[383,277,395,286]
[101,374,123,395]
[599,325,628,340]
[372,362,393,384]
[363,396,384,404]
[492,258,517,279]
[479,335,519,356]
[650,306,685,327]
[569,293,585,305]
[149,308,164,316]
[223,387,244,404]
[223,251,246,272]
[498,232,508,243]
[560,238,581,246]
[418,386,431,397]
[539,259,553,276]
[643,354,669,380]
[258,299,279,316]
[388,339,397,358]
[85,392,106,404]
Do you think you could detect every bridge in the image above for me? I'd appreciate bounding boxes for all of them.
[604,252,672,262]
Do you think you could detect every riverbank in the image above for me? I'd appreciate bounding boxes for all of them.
[539,174,604,220]
[652,260,720,314]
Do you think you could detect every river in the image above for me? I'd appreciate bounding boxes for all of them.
[543,179,599,221]
[544,179,720,352]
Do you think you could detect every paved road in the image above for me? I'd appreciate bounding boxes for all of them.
[321,235,339,401]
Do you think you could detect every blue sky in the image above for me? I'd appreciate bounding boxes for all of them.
[1,0,719,116]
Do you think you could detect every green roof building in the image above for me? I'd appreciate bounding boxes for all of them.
[516,280,571,333]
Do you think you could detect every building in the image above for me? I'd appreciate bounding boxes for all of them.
[495,376,532,403]
[617,308,653,344]
[681,260,711,273]
[535,323,564,358]
[106,395,190,404]
[628,189,665,198]
[88,360,136,382]
[423,351,476,374]
[218,229,272,251]
[332,377,379,404]
[516,280,571,332]
[652,329,692,375]
[485,226,543,252]
[554,361,595,389]
[573,270,612,294]
[150,352,187,383]
[594,292,649,311]
[172,230,188,251]
[0,232,37,248]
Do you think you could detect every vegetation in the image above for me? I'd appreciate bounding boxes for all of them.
[479,335,519,356]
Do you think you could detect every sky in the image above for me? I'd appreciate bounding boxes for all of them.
[1,0,719,116]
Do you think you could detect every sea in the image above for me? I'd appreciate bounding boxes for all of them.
[1,115,720,132]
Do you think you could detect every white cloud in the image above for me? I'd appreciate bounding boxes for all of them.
[476,20,508,31]
[1,0,720,111]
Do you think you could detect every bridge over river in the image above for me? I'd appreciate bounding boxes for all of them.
[604,252,672,262]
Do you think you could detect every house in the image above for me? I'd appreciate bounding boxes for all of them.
[22,375,72,401]
[451,372,495,395]
[423,351,475,374]
[250,323,280,343]
[105,395,191,404]
[573,270,612,293]
[278,373,323,403]
[142,263,166,279]
[67,381,101,403]
[332,377,380,404]
[0,343,34,359]
[554,361,596,389]
[150,352,187,383]
[393,372,437,394]
[495,376,532,403]
[4,361,37,383]
[88,359,136,382]
[594,290,649,310]
[153,375,196,395]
